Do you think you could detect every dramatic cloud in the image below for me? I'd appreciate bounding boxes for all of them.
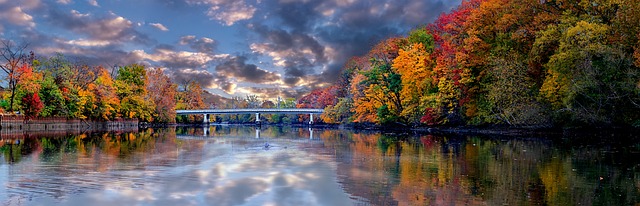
[250,25,327,86]
[179,35,217,54]
[186,0,256,26]
[247,0,461,89]
[1,0,463,98]
[150,23,169,31]
[215,56,280,84]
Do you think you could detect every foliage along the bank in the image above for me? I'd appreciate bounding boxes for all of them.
[305,0,640,127]
[0,50,208,123]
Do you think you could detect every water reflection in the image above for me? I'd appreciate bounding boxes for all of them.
[317,130,640,205]
[1,126,639,205]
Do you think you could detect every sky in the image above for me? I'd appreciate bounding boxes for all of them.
[0,0,461,99]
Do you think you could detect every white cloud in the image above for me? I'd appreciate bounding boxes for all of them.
[179,35,196,45]
[57,0,72,4]
[186,0,255,26]
[88,0,98,7]
[132,49,229,68]
[65,39,111,47]
[70,10,90,17]
[150,23,169,31]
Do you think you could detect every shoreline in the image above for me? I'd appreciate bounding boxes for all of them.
[173,122,640,137]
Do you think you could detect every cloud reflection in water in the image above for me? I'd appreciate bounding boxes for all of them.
[28,140,353,206]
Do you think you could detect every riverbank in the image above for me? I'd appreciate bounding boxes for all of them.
[0,116,139,138]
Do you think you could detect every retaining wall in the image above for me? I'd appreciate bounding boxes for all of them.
[0,116,139,138]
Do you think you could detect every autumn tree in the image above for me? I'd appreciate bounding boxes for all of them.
[15,63,43,117]
[321,98,353,124]
[87,66,120,120]
[0,40,32,112]
[116,64,153,121]
[21,93,43,118]
[35,54,79,117]
[392,29,436,124]
[297,86,338,109]
[355,38,406,124]
[146,68,177,123]
[538,19,638,125]
[176,81,207,123]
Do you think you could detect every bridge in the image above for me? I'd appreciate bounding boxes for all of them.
[176,108,324,124]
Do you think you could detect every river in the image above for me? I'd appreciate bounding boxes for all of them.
[0,126,639,205]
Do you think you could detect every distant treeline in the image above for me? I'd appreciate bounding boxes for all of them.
[298,0,640,128]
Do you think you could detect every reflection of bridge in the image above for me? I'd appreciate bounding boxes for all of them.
[178,127,316,140]
[176,109,324,124]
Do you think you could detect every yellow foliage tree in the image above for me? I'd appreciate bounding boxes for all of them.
[350,73,380,123]
[392,43,436,123]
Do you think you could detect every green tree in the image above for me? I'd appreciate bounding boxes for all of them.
[116,64,153,121]
[38,75,67,117]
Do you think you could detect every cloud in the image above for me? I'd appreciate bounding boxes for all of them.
[133,47,228,69]
[215,56,280,84]
[249,26,327,86]
[171,68,217,88]
[0,6,36,29]
[46,9,153,45]
[250,0,461,87]
[2,0,463,99]
[88,0,98,7]
[179,35,217,53]
[150,22,169,31]
[241,86,311,99]
[186,0,256,26]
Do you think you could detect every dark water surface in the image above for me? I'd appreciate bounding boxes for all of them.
[1,126,639,205]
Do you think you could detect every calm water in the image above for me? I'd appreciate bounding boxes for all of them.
[1,126,639,205]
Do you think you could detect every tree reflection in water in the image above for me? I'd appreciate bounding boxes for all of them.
[0,126,639,205]
[317,129,640,206]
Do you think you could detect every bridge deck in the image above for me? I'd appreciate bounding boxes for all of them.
[176,108,324,115]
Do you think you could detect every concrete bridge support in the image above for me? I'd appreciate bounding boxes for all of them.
[203,114,210,124]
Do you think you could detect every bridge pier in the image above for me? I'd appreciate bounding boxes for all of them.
[203,114,210,124]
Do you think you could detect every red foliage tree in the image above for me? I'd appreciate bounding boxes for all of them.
[297,86,338,109]
[22,92,43,118]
